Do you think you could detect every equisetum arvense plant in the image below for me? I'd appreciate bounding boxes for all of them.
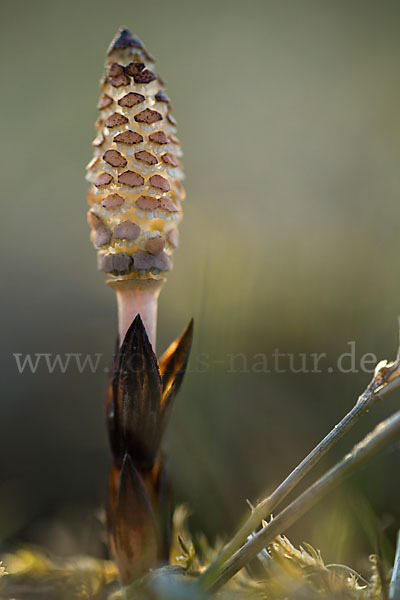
[82,27,400,598]
[86,27,192,585]
[86,27,184,348]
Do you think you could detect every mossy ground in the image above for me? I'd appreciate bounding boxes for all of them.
[0,507,392,600]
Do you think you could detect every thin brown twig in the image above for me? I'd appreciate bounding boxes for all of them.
[199,320,400,591]
[205,408,400,593]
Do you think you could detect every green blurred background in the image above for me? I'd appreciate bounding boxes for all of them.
[1,0,400,574]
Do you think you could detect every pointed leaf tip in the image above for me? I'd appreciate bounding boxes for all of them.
[107,27,145,55]
[158,319,194,438]
[120,313,151,357]
[117,313,162,470]
[159,318,194,395]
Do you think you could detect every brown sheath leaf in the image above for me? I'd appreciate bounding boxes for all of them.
[113,453,159,584]
[158,319,193,438]
[159,319,194,399]
[117,315,162,470]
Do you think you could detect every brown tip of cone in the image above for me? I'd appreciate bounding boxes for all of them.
[107,27,145,54]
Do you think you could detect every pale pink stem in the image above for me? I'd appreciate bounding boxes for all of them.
[108,279,165,349]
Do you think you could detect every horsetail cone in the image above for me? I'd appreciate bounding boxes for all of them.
[86,28,184,346]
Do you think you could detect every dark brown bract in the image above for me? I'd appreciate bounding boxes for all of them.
[106,315,193,584]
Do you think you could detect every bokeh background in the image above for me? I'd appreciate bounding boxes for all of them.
[1,0,400,575]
